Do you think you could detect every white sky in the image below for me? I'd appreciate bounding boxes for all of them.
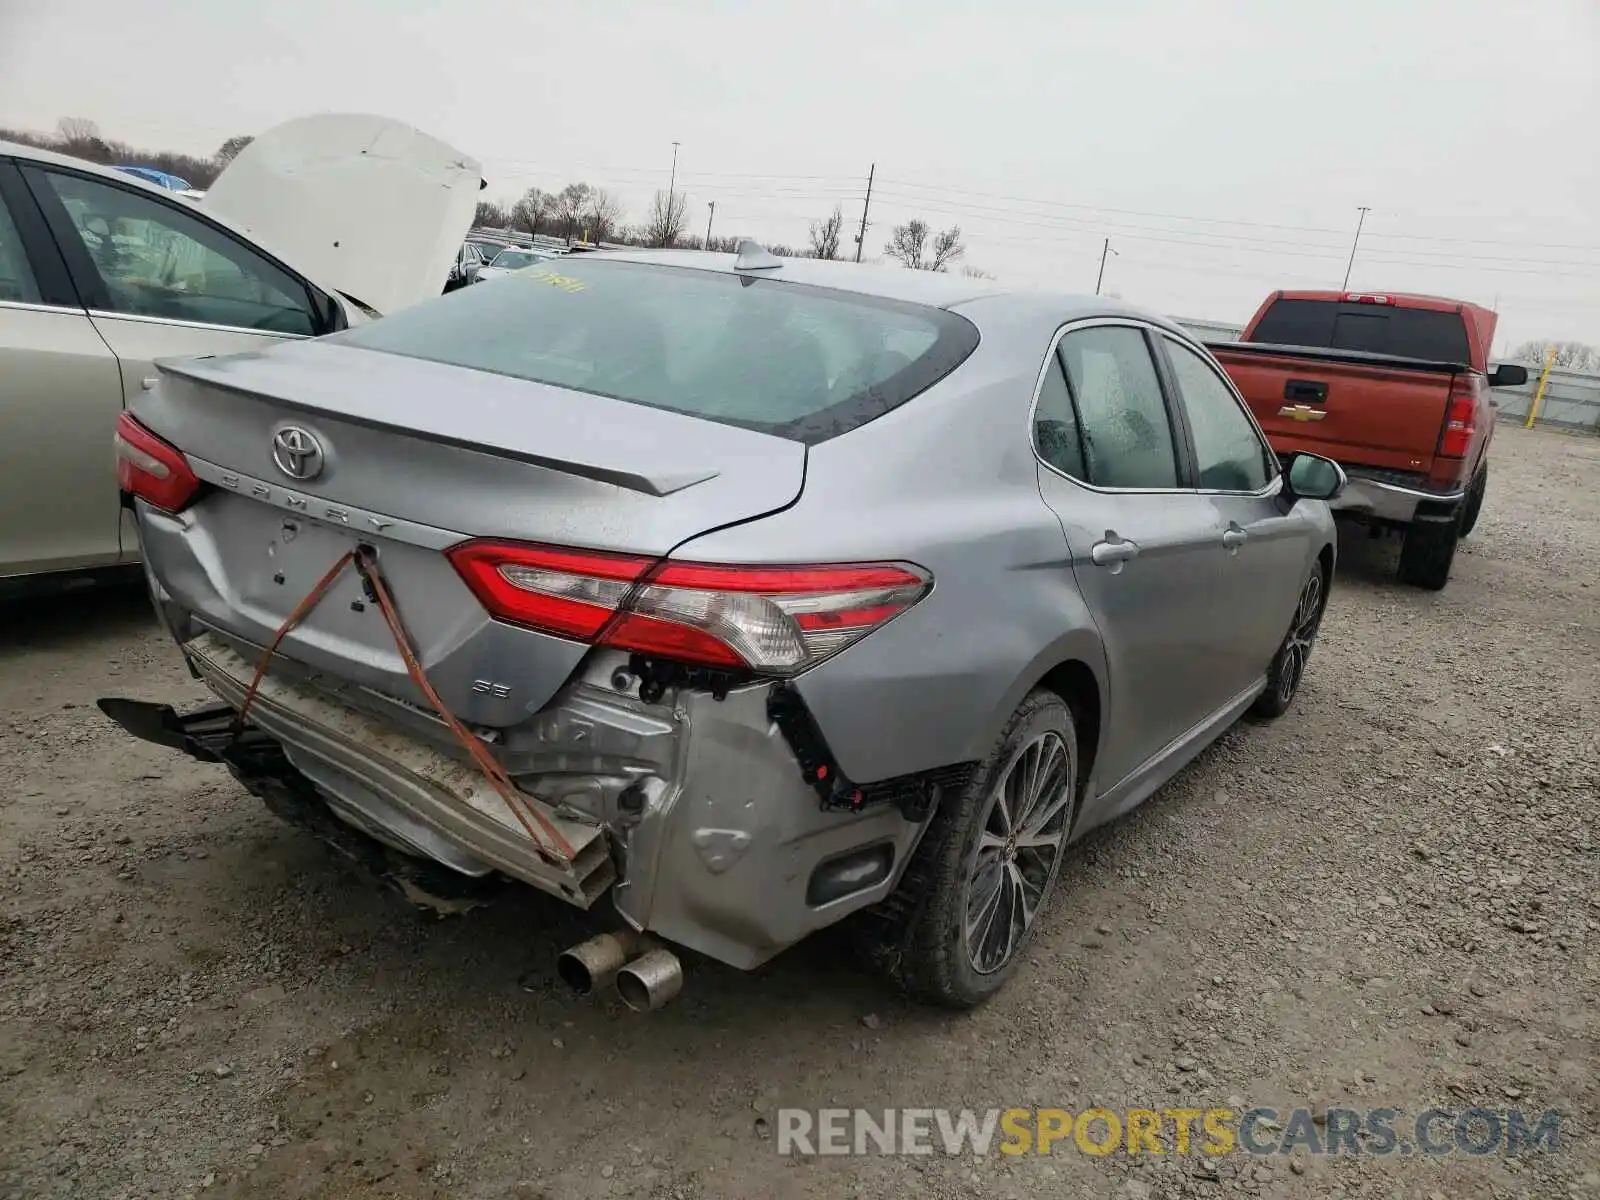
[2,0,1596,353]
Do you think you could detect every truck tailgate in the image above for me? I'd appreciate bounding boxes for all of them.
[1211,343,1462,474]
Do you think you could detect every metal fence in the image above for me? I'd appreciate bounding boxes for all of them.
[1171,318,1599,434]
[1486,367,1600,433]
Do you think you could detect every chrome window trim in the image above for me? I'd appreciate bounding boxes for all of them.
[0,298,85,316]
[87,309,309,340]
[1156,330,1283,498]
[1027,315,1194,497]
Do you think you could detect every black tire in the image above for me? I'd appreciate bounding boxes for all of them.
[1459,466,1488,537]
[1251,560,1327,720]
[1397,511,1462,590]
[858,689,1079,1009]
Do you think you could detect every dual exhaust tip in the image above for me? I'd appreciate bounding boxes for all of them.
[557,930,682,1012]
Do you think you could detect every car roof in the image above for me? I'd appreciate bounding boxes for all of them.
[590,248,1006,308]
[575,248,1194,339]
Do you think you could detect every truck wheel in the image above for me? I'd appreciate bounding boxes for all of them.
[859,690,1079,1009]
[1397,511,1461,590]
[1459,466,1488,538]
[1250,560,1325,720]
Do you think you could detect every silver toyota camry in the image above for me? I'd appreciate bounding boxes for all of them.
[103,244,1343,1010]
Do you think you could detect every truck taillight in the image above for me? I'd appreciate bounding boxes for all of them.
[447,540,932,675]
[1343,293,1393,305]
[113,411,201,513]
[1438,379,1479,458]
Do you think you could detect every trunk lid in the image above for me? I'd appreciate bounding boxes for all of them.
[1212,342,1463,474]
[132,341,807,722]
[200,114,482,315]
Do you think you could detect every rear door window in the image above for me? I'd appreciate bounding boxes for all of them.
[1249,298,1470,364]
[335,258,980,443]
[1055,325,1180,489]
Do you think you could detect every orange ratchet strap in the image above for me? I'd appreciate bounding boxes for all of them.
[231,545,574,864]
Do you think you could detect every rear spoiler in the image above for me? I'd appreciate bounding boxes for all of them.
[1206,342,1468,376]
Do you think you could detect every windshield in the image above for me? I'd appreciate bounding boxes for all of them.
[333,258,980,443]
[488,249,547,269]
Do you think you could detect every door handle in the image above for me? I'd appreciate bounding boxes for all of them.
[1090,533,1140,571]
[1222,526,1248,551]
[1284,379,1328,403]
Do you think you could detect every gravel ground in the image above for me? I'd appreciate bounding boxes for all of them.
[1,424,1596,1200]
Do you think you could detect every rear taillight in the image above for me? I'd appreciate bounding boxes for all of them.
[1438,378,1479,458]
[113,411,201,512]
[1343,292,1393,305]
[447,540,932,675]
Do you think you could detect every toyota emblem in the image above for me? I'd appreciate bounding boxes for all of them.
[271,425,325,482]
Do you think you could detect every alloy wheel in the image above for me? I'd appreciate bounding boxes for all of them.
[1278,571,1324,704]
[962,731,1073,975]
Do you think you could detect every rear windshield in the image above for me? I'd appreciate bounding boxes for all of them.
[333,258,980,443]
[1247,298,1471,365]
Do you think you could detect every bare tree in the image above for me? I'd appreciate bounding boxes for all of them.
[1512,339,1600,371]
[511,188,551,237]
[57,117,101,144]
[809,205,844,260]
[884,219,966,272]
[927,225,965,272]
[552,183,594,243]
[961,264,995,279]
[215,135,254,165]
[644,189,690,248]
[584,188,625,244]
[474,200,512,228]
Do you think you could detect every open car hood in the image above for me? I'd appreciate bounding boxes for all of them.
[200,114,482,316]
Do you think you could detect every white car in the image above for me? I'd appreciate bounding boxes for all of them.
[0,114,482,593]
[474,246,560,280]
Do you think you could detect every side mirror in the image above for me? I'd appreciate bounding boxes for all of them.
[1284,453,1346,503]
[1488,363,1528,388]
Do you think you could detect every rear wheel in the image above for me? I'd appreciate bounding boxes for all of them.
[1251,560,1326,720]
[1459,466,1488,537]
[1398,510,1462,590]
[860,690,1078,1009]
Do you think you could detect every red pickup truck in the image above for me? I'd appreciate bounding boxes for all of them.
[1210,291,1528,590]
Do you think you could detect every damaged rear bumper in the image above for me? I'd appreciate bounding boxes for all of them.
[112,629,945,971]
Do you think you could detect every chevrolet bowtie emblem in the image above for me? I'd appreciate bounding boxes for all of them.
[1277,404,1327,422]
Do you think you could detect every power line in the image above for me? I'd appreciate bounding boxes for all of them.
[876,173,1600,252]
[866,190,1600,272]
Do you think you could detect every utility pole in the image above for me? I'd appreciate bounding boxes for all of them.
[853,162,875,263]
[1094,238,1117,295]
[1341,205,1370,290]
[705,201,715,250]
[669,141,680,198]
